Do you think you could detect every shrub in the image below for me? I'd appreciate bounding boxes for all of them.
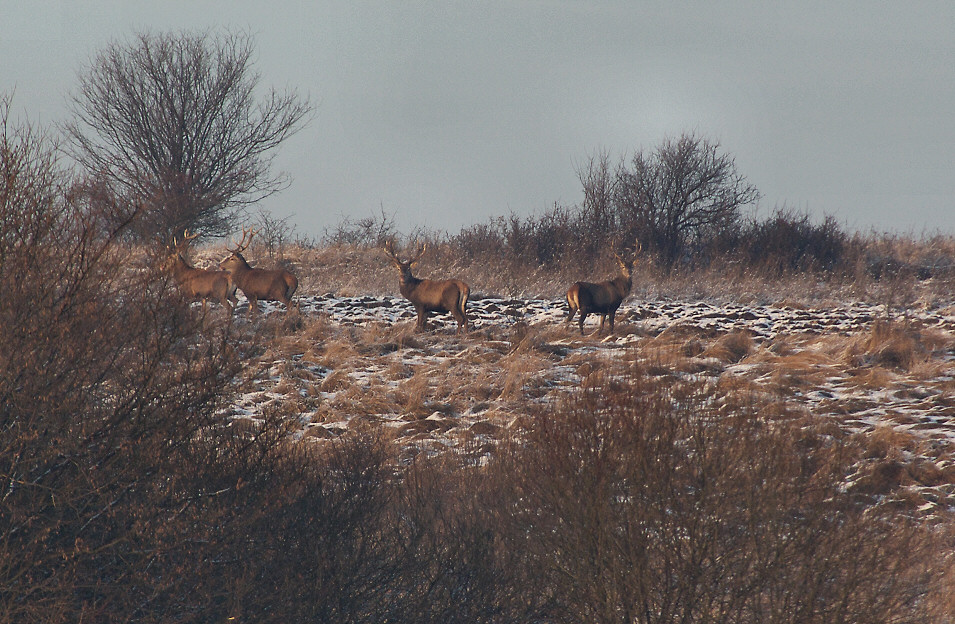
[486,364,948,623]
[716,206,849,274]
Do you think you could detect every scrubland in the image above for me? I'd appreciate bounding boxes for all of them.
[6,224,955,622]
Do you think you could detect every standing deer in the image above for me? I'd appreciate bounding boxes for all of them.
[383,240,470,333]
[163,230,238,314]
[219,227,298,316]
[566,241,641,335]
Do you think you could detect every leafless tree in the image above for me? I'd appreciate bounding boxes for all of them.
[585,132,760,269]
[252,207,295,260]
[64,29,312,241]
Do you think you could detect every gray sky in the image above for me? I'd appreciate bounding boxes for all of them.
[2,1,954,237]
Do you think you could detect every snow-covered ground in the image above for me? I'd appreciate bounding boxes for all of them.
[226,292,955,513]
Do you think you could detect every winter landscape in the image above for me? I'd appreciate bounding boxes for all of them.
[6,17,955,621]
[224,254,955,517]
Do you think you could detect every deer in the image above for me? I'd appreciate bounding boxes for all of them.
[566,240,641,335]
[163,229,238,314]
[219,226,298,316]
[382,240,470,334]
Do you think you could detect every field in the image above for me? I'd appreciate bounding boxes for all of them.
[201,243,955,518]
[8,231,955,622]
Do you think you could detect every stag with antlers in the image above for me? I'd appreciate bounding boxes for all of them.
[219,227,298,316]
[566,240,641,335]
[383,240,470,333]
[163,229,238,314]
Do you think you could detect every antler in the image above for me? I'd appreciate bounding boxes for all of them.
[169,229,201,254]
[382,239,400,262]
[229,226,258,253]
[610,239,623,264]
[408,242,427,264]
[382,240,427,265]
[611,238,642,263]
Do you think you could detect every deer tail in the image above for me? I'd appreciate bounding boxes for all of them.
[566,284,580,318]
[459,283,470,315]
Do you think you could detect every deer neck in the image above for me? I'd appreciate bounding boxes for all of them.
[399,272,422,296]
[612,271,633,296]
[170,254,191,279]
[232,254,252,272]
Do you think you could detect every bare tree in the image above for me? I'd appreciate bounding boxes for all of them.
[587,132,759,269]
[574,148,619,258]
[64,29,312,241]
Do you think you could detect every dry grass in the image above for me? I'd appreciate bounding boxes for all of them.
[702,330,753,363]
[215,242,955,528]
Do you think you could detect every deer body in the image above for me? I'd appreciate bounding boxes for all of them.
[566,242,640,335]
[163,230,237,314]
[167,253,238,314]
[219,252,298,316]
[384,242,470,333]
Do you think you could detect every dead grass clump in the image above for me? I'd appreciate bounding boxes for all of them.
[918,327,955,353]
[845,365,895,391]
[714,373,762,397]
[858,425,921,460]
[675,357,724,376]
[320,369,352,393]
[499,348,551,401]
[682,337,705,357]
[907,459,949,487]
[850,458,905,495]
[846,319,926,370]
[395,369,432,417]
[768,368,807,396]
[702,330,753,363]
[767,335,797,356]
[316,332,361,368]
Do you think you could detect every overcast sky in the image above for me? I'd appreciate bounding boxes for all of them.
[2,1,954,237]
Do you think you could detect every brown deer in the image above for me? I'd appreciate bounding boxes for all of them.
[566,241,641,335]
[383,240,470,333]
[163,230,238,314]
[219,227,298,316]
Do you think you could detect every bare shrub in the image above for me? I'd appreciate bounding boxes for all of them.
[718,206,849,274]
[485,364,948,623]
[252,206,296,260]
[322,206,398,247]
[0,97,242,622]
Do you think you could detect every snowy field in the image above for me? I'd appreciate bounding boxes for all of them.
[225,292,955,515]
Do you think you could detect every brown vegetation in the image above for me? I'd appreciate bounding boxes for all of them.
[5,97,955,620]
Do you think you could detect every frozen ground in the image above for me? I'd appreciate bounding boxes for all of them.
[226,292,955,514]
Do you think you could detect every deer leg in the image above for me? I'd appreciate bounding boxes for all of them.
[567,304,577,323]
[457,308,470,334]
[578,312,587,335]
[598,314,607,334]
[416,308,428,331]
[608,312,615,334]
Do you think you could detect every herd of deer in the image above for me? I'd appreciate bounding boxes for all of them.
[165,228,641,336]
